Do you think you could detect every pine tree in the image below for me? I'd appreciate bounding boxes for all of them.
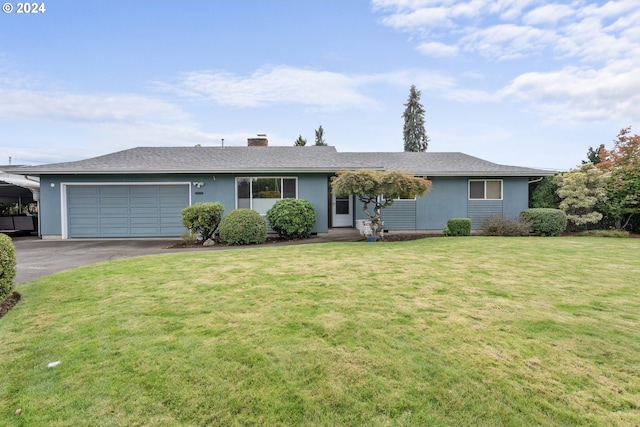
[314,125,327,146]
[402,85,429,152]
[294,135,307,146]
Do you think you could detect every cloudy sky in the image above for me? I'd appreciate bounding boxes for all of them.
[1,0,639,170]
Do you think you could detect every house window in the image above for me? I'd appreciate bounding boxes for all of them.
[236,177,297,214]
[469,180,502,200]
[382,195,416,201]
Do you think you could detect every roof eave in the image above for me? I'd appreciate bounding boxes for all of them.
[12,167,371,175]
[415,171,556,177]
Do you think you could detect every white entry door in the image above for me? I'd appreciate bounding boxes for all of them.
[332,195,353,227]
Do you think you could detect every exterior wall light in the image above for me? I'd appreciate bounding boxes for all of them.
[193,182,205,188]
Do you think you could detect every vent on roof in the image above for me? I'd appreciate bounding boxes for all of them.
[248,134,268,147]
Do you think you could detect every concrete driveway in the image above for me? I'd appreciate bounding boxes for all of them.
[11,237,193,284]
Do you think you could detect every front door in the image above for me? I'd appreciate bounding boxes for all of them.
[332,195,353,227]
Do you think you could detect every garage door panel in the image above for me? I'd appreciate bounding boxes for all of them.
[71,217,99,226]
[130,217,159,224]
[100,217,129,225]
[68,206,99,215]
[130,207,159,215]
[100,187,129,196]
[70,187,100,196]
[67,184,189,238]
[71,228,101,237]
[130,226,158,233]
[68,198,98,207]
[100,227,130,236]
[133,197,160,205]
[100,207,130,215]
[100,196,130,204]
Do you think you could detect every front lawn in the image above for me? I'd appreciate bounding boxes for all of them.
[1,237,639,426]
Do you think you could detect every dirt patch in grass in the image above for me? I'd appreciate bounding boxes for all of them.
[381,233,441,242]
[0,292,21,319]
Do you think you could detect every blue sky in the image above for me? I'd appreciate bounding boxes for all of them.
[1,0,639,170]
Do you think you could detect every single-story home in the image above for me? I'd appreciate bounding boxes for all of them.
[8,137,554,239]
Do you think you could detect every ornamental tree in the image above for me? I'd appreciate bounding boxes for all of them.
[553,164,607,228]
[595,127,640,230]
[331,169,432,239]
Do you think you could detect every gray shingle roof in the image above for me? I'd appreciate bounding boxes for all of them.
[338,152,554,176]
[8,146,554,177]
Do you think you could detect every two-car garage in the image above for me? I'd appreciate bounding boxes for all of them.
[64,184,190,238]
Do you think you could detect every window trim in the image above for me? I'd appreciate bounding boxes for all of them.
[235,176,299,213]
[468,179,503,200]
[384,195,417,201]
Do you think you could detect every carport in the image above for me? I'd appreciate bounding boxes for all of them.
[0,168,40,235]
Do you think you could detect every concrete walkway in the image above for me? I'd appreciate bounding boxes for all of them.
[11,228,363,284]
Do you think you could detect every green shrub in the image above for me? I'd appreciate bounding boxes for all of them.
[180,231,198,246]
[446,218,471,236]
[0,233,16,302]
[530,176,561,208]
[519,208,567,236]
[181,202,225,240]
[266,199,316,240]
[219,209,267,245]
[578,229,630,238]
[481,215,531,236]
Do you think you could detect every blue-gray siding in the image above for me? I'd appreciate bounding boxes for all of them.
[356,176,531,231]
[381,201,416,230]
[38,174,531,238]
[39,173,330,238]
[467,200,503,229]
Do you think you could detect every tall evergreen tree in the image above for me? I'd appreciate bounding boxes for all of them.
[294,135,307,146]
[583,144,605,165]
[402,85,429,152]
[314,125,327,146]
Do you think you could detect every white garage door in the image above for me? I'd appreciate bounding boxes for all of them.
[66,184,189,238]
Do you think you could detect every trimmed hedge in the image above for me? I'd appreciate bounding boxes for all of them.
[445,218,471,236]
[181,202,225,240]
[266,199,316,240]
[519,208,567,236]
[0,233,16,302]
[219,209,267,245]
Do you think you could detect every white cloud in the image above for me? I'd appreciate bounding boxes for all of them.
[379,6,451,29]
[0,87,189,124]
[417,41,459,57]
[161,66,458,110]
[373,0,640,63]
[499,60,640,122]
[461,24,557,60]
[373,0,538,29]
[163,66,377,110]
[523,4,575,26]
[372,0,640,124]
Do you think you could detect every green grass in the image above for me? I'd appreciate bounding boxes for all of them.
[1,237,640,426]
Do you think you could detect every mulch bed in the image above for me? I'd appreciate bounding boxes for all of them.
[0,292,21,320]
[171,233,440,248]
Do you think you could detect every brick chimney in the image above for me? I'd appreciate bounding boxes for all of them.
[247,134,268,147]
